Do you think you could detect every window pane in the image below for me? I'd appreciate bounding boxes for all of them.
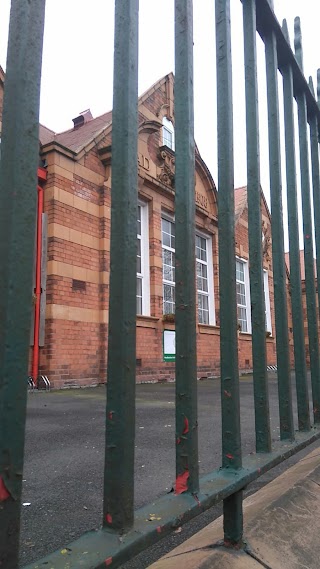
[196,262,208,291]
[137,239,141,274]
[196,235,210,324]
[137,277,142,315]
[162,231,171,248]
[163,263,174,283]
[198,294,209,324]
[137,207,142,313]
[196,235,207,262]
[163,249,175,283]
[162,218,175,249]
[162,248,172,266]
[137,205,141,236]
[163,127,173,149]
[198,293,209,312]
[196,261,201,288]
[162,218,170,235]
[162,218,176,314]
[236,260,244,282]
[237,306,247,332]
[236,281,246,306]
[163,283,175,314]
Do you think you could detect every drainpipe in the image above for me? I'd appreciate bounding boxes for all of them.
[32,167,47,383]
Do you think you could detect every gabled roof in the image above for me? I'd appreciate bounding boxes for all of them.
[284,250,317,281]
[42,110,112,153]
[234,186,247,221]
[40,73,175,155]
[39,124,56,146]
[234,185,271,223]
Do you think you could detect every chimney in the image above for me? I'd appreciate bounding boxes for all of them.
[72,109,93,129]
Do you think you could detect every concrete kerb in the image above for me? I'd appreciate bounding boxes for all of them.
[148,446,320,569]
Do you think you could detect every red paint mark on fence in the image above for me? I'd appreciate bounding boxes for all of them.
[226,454,234,460]
[175,470,189,495]
[105,557,113,566]
[108,411,114,420]
[176,437,181,445]
[0,477,10,502]
[106,513,112,524]
[157,526,162,533]
[182,417,189,435]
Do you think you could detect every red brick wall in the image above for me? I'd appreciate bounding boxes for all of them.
[40,319,101,387]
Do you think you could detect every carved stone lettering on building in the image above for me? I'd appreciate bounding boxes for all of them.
[195,191,208,211]
[138,153,150,171]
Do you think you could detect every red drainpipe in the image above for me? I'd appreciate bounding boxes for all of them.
[32,167,47,383]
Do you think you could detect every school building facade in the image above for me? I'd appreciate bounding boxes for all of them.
[1,70,279,388]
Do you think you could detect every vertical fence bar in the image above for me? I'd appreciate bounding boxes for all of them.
[0,1,46,567]
[216,0,243,545]
[174,0,199,494]
[243,0,271,453]
[309,76,320,352]
[103,0,139,531]
[294,17,320,425]
[296,91,320,425]
[281,20,310,432]
[265,28,294,440]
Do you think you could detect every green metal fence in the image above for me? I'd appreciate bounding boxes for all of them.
[1,0,320,567]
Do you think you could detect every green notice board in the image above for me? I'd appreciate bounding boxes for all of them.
[163,330,175,362]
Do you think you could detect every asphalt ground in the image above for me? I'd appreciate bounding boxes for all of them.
[19,374,320,568]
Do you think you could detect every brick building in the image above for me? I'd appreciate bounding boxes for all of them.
[0,71,278,387]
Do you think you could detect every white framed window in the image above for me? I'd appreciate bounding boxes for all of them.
[236,258,251,333]
[162,117,175,151]
[137,202,150,316]
[162,216,176,314]
[161,216,215,324]
[263,269,272,334]
[196,233,215,325]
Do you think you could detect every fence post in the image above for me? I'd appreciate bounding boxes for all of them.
[295,19,320,425]
[265,24,294,440]
[103,0,139,531]
[174,0,199,496]
[282,20,310,431]
[243,0,271,453]
[0,1,46,567]
[216,0,243,546]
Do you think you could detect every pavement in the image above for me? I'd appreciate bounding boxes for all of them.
[19,374,318,568]
[148,446,320,569]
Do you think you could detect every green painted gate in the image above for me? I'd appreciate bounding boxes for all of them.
[1,0,320,567]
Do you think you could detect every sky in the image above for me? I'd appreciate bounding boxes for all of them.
[1,1,320,248]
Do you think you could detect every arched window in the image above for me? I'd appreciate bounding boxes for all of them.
[162,117,175,151]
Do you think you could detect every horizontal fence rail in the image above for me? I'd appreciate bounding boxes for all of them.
[1,0,320,568]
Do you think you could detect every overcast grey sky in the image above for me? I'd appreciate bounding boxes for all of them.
[1,1,320,247]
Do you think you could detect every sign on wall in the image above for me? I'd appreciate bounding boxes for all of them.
[163,330,176,362]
